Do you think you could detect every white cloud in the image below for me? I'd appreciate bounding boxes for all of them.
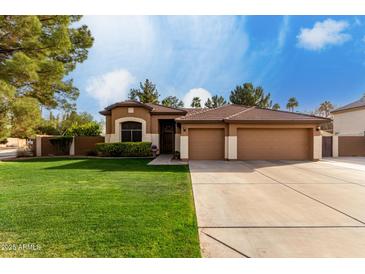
[297,19,351,51]
[183,88,212,107]
[86,69,135,108]
[79,16,249,101]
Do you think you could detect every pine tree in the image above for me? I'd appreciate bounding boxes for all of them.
[229,83,271,108]
[128,79,160,103]
[191,97,201,108]
[205,95,226,108]
[161,96,184,108]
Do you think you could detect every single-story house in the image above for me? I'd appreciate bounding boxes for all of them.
[100,100,329,161]
[331,95,365,156]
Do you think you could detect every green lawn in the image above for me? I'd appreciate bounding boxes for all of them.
[0,158,200,257]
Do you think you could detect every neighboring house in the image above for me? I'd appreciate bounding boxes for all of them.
[99,100,328,161]
[331,96,365,157]
[332,95,365,136]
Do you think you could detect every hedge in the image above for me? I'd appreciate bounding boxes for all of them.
[64,122,102,136]
[95,142,152,157]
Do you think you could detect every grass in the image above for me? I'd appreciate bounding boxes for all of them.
[0,158,200,257]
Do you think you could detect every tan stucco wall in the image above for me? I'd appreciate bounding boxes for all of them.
[333,108,365,136]
[110,107,151,134]
[104,107,184,145]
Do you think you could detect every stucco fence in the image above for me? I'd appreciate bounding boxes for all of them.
[333,136,365,157]
[35,135,105,157]
[0,137,27,148]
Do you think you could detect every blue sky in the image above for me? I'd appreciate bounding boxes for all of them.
[70,16,365,120]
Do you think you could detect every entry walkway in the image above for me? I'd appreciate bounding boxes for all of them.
[148,154,187,165]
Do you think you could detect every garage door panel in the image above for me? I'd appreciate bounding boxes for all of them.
[189,129,225,160]
[237,128,311,160]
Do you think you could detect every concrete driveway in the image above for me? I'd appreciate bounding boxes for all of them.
[189,157,365,258]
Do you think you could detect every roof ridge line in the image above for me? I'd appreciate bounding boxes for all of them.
[225,106,255,120]
[182,104,229,118]
[258,106,329,120]
[146,102,186,112]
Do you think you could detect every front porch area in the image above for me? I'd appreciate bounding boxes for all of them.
[148,154,187,165]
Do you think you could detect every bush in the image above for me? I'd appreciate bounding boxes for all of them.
[64,122,102,136]
[96,142,152,157]
[37,125,61,135]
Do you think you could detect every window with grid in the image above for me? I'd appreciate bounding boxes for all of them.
[121,122,142,142]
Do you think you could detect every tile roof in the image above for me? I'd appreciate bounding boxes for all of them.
[176,104,329,123]
[100,100,329,124]
[145,103,186,114]
[332,96,365,113]
[99,100,186,115]
[176,104,247,121]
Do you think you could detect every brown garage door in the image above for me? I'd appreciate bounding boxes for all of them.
[189,128,225,160]
[237,128,311,160]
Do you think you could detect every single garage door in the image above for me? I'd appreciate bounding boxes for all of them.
[237,128,311,160]
[189,128,225,160]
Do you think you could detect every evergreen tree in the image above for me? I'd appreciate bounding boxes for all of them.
[161,96,184,108]
[0,16,94,110]
[128,79,160,103]
[191,97,201,108]
[205,95,226,108]
[229,83,271,108]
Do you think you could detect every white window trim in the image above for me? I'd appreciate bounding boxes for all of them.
[115,117,149,142]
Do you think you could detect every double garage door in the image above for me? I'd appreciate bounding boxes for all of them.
[188,128,311,160]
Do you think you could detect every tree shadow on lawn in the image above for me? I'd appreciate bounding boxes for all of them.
[8,157,188,173]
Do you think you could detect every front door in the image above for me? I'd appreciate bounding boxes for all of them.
[160,120,175,154]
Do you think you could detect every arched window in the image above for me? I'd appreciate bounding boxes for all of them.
[121,122,142,142]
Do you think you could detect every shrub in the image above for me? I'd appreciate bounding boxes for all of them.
[64,121,102,136]
[96,142,152,157]
[36,125,61,135]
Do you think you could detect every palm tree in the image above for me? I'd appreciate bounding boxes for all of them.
[286,97,299,112]
[318,101,334,117]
